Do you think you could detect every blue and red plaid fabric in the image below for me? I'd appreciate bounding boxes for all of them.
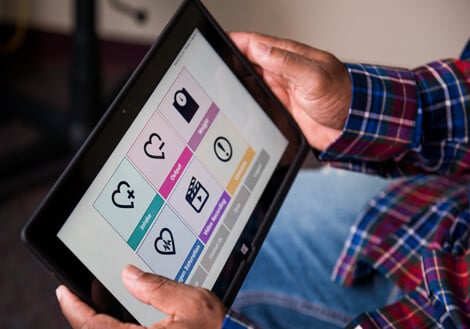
[223,41,470,329]
[325,44,470,328]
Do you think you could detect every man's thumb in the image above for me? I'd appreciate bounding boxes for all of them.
[122,265,184,314]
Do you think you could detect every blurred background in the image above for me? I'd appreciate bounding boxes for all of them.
[1,0,469,328]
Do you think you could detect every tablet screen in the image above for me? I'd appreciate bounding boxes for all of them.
[57,28,288,325]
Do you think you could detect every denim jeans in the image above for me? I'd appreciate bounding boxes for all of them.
[232,167,402,329]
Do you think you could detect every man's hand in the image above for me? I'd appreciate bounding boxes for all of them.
[56,265,227,329]
[230,32,351,151]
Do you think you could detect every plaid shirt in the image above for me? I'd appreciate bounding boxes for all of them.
[223,40,470,329]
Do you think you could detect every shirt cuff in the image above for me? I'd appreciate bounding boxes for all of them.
[222,309,260,329]
[319,63,420,164]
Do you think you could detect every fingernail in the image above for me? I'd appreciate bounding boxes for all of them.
[56,286,63,302]
[123,265,144,281]
[254,42,270,58]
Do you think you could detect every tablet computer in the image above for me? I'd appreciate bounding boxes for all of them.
[22,0,308,325]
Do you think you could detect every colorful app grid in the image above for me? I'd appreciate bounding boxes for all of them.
[158,68,213,143]
[94,158,160,247]
[92,63,265,288]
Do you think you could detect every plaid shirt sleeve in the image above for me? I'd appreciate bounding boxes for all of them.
[328,41,470,329]
[318,48,470,177]
[220,41,470,329]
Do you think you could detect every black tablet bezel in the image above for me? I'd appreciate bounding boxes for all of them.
[22,0,308,323]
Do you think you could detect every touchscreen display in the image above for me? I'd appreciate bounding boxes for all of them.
[57,29,288,325]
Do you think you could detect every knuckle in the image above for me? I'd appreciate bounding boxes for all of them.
[191,288,218,309]
[145,273,172,293]
[78,318,94,329]
[278,49,295,67]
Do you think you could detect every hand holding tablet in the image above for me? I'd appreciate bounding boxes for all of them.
[56,265,228,329]
[22,0,308,326]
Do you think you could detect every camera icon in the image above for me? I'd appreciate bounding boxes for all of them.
[173,88,199,123]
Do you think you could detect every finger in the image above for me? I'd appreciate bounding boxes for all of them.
[123,266,227,328]
[256,44,327,97]
[229,31,256,56]
[230,31,326,63]
[122,265,195,315]
[56,285,140,329]
[56,285,97,328]
[230,32,327,111]
[231,32,321,85]
[153,317,174,329]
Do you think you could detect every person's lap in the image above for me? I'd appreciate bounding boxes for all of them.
[232,167,401,329]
